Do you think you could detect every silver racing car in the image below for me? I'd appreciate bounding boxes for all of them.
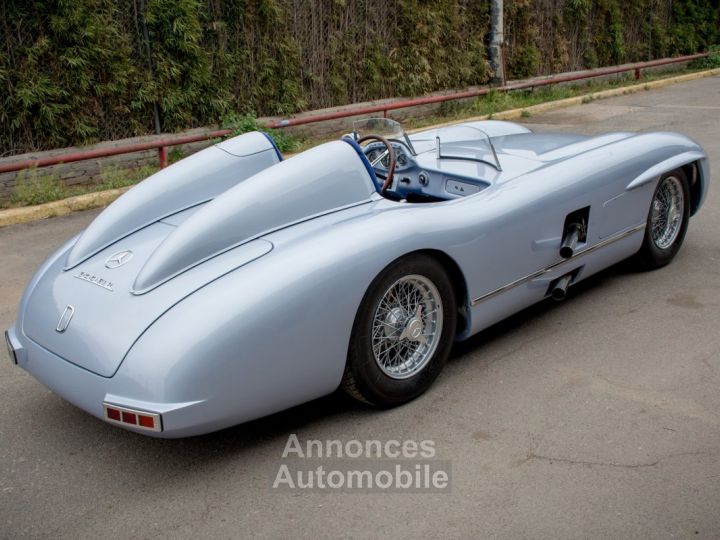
[5,118,709,437]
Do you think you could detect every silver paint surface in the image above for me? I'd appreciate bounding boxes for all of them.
[8,120,709,437]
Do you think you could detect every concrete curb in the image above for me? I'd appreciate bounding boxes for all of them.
[1,67,718,229]
[413,67,720,131]
[0,187,131,228]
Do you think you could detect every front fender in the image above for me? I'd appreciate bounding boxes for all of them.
[622,133,709,215]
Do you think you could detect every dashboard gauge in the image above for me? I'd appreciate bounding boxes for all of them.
[366,149,380,163]
[381,153,390,168]
[397,152,407,166]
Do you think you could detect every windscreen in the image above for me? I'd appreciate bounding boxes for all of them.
[352,118,416,154]
[412,125,502,170]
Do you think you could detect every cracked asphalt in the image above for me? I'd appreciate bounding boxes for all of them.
[1,76,719,539]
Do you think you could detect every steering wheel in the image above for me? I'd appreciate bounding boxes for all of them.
[357,135,396,194]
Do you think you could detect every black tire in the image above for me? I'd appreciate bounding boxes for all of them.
[341,254,457,407]
[634,168,690,270]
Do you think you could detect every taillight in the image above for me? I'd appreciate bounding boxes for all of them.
[103,403,162,432]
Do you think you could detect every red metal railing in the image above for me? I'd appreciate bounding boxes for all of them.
[0,129,232,175]
[265,53,709,128]
[0,52,709,175]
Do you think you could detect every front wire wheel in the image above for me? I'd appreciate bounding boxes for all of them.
[650,175,685,250]
[635,168,691,270]
[342,255,457,407]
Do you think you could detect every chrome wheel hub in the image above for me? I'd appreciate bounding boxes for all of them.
[372,275,443,379]
[383,307,406,337]
[650,175,684,250]
[404,318,424,341]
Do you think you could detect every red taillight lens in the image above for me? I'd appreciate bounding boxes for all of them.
[103,403,162,432]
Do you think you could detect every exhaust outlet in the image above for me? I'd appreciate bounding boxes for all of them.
[559,223,582,259]
[551,274,572,301]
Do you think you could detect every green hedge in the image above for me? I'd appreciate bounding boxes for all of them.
[1,0,717,155]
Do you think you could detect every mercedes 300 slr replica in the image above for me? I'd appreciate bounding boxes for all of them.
[6,118,709,437]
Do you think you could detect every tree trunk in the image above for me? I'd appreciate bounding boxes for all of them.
[489,0,505,85]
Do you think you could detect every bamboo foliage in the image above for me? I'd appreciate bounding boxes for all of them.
[0,0,717,155]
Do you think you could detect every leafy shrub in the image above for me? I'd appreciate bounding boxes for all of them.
[222,112,300,153]
[10,169,68,206]
[688,45,720,69]
[508,45,541,78]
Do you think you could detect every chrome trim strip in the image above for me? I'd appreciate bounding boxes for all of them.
[470,224,646,306]
[55,305,75,333]
[5,330,17,365]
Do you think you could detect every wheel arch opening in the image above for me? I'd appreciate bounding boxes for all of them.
[681,162,702,216]
[412,249,470,338]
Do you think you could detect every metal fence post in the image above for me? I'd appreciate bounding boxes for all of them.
[158,146,168,168]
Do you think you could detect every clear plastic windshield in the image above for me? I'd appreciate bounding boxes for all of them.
[412,125,502,171]
[350,118,501,171]
[352,118,416,155]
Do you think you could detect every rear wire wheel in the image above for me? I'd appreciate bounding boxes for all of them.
[342,254,457,407]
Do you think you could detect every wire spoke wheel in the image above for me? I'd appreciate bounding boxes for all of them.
[342,254,456,406]
[650,175,685,250]
[634,168,690,271]
[371,275,443,379]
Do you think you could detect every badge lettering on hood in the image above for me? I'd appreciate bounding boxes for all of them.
[74,271,114,291]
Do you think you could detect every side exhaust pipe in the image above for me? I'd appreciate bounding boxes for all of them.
[551,274,572,301]
[559,223,582,259]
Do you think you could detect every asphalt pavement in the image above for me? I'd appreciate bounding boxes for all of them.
[1,76,719,539]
